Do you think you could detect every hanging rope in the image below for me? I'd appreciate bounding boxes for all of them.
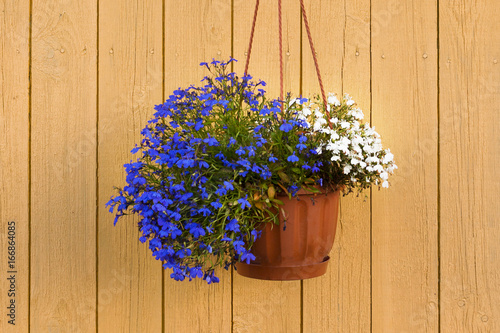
[243,0,330,126]
[278,0,284,111]
[244,0,260,76]
[299,0,327,110]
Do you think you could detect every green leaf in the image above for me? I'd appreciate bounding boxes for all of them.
[271,199,284,206]
[277,172,290,183]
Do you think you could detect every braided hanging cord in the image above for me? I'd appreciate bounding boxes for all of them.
[244,0,260,76]
[299,0,327,110]
[278,0,284,111]
[244,0,330,126]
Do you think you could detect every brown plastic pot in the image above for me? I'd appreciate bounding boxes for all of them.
[236,188,340,281]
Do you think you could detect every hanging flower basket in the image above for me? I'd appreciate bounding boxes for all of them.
[236,188,340,280]
[106,0,397,284]
[106,59,396,284]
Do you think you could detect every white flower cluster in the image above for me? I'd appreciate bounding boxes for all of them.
[295,93,397,189]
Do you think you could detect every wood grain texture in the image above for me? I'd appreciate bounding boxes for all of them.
[232,1,302,332]
[301,0,371,332]
[98,0,163,332]
[0,0,30,331]
[439,0,500,331]
[2,1,500,331]
[30,0,97,331]
[371,0,439,331]
[163,1,232,332]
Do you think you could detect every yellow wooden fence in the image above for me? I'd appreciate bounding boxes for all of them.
[1,0,499,332]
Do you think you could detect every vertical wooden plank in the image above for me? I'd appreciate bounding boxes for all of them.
[0,0,30,331]
[31,0,97,331]
[232,1,302,332]
[440,1,500,331]
[98,0,163,331]
[163,1,232,332]
[371,0,439,331]
[301,0,371,332]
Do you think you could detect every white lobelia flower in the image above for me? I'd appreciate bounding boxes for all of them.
[382,150,394,164]
[339,136,351,147]
[340,121,350,129]
[382,181,389,188]
[301,107,312,116]
[349,107,364,120]
[343,165,352,174]
[363,145,376,154]
[344,93,355,106]
[314,109,323,118]
[328,94,340,106]
[325,142,337,151]
[387,164,398,172]
[313,122,323,132]
[352,135,363,145]
[328,131,340,141]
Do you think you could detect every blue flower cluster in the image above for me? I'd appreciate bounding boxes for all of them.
[107,59,326,283]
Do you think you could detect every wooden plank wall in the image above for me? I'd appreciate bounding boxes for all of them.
[371,0,439,331]
[0,0,498,332]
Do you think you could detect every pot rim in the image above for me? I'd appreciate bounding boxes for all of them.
[277,184,343,197]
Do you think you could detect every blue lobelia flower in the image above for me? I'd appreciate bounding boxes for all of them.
[210,200,223,210]
[171,268,186,281]
[215,186,227,196]
[296,143,307,151]
[268,154,278,163]
[221,233,232,242]
[289,184,299,196]
[190,266,204,279]
[287,152,299,162]
[232,239,246,255]
[131,146,141,154]
[198,160,210,168]
[223,181,234,191]
[198,206,212,216]
[302,163,311,170]
[203,135,219,147]
[237,195,251,210]
[186,222,206,238]
[259,107,271,116]
[204,271,219,284]
[176,248,192,258]
[194,120,204,131]
[254,125,264,132]
[235,146,245,156]
[280,121,293,133]
[225,218,240,232]
[251,229,261,241]
[247,146,256,157]
[240,251,256,264]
